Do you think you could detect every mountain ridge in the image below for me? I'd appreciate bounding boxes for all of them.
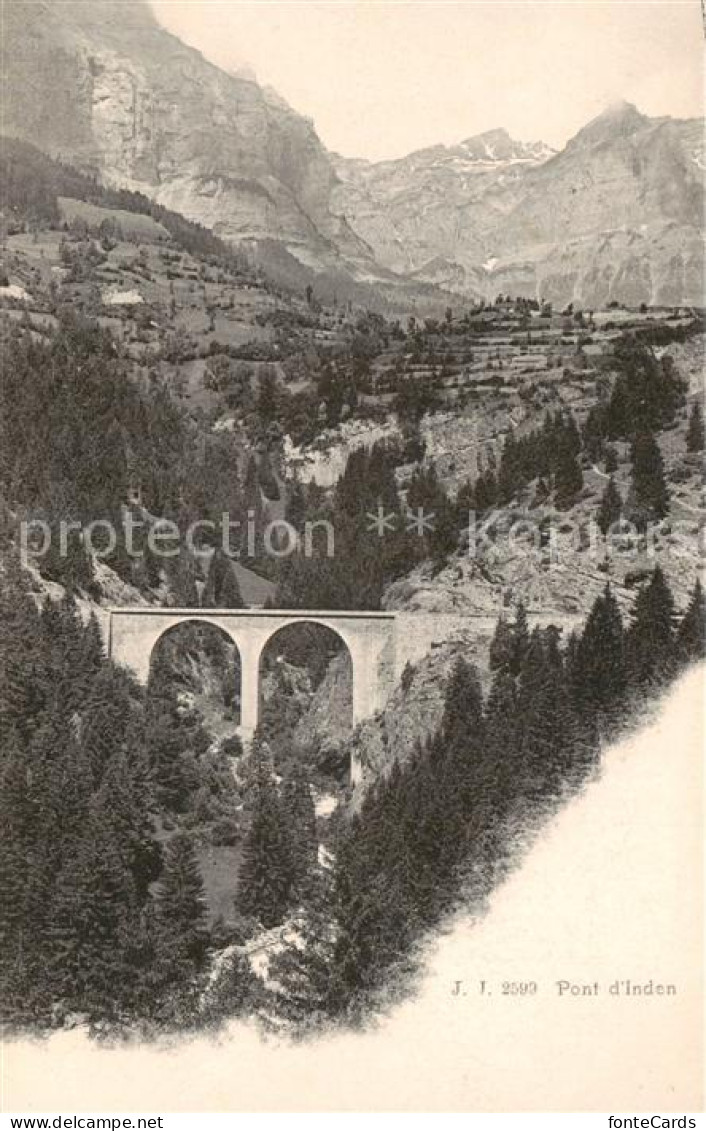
[2,0,703,307]
[332,102,704,305]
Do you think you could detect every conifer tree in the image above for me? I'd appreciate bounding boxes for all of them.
[0,732,39,999]
[237,752,294,928]
[676,579,705,664]
[606,335,686,438]
[46,807,139,1017]
[203,548,244,609]
[510,602,530,676]
[281,767,318,900]
[572,585,626,714]
[80,612,106,686]
[489,614,514,671]
[554,446,584,508]
[155,832,209,976]
[266,867,338,1030]
[516,628,588,802]
[474,468,499,513]
[686,402,705,453]
[95,745,161,900]
[199,945,255,1028]
[597,476,623,536]
[81,668,134,785]
[630,432,670,523]
[217,563,245,609]
[485,667,518,740]
[172,548,200,606]
[285,477,307,529]
[145,653,199,812]
[441,657,484,745]
[63,529,94,592]
[626,566,676,685]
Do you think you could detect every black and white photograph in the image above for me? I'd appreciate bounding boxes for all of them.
[0,0,703,1117]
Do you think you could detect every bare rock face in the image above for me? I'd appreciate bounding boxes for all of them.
[332,128,556,282]
[346,632,492,807]
[332,105,705,306]
[1,0,363,269]
[3,2,702,308]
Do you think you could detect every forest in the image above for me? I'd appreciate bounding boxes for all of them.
[0,551,703,1034]
[1,138,704,1038]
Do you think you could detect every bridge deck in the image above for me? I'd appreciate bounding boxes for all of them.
[107,607,397,619]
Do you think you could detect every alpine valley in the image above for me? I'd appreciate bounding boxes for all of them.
[3,0,703,308]
[1,0,704,1048]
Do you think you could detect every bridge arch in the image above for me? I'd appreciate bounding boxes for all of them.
[148,618,242,727]
[257,620,354,741]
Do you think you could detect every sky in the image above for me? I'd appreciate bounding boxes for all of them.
[150,0,705,160]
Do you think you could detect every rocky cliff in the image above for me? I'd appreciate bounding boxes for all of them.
[3,1,703,308]
[333,105,705,307]
[1,0,372,273]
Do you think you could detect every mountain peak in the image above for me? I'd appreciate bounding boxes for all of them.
[569,101,648,147]
[456,127,553,165]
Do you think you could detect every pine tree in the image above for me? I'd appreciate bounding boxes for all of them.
[265,867,337,1031]
[199,945,255,1028]
[171,548,200,606]
[203,548,244,608]
[46,806,139,1017]
[237,752,294,928]
[79,613,106,688]
[489,614,514,672]
[686,402,705,453]
[81,667,134,785]
[155,832,209,976]
[483,667,520,820]
[606,335,686,438]
[281,767,318,901]
[516,628,588,802]
[676,579,705,664]
[145,654,199,813]
[626,566,676,685]
[285,477,307,528]
[441,657,484,745]
[0,571,44,743]
[474,468,499,512]
[630,432,670,523]
[554,446,583,508]
[597,476,623,536]
[0,732,39,1010]
[510,602,530,676]
[498,433,523,502]
[95,745,161,900]
[63,529,93,593]
[572,585,626,714]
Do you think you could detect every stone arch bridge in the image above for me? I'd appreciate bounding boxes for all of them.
[104,606,584,748]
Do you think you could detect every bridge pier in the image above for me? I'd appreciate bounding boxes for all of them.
[238,640,264,743]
